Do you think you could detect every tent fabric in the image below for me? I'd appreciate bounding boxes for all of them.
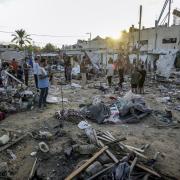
[86,51,100,69]
[156,52,177,78]
[1,51,25,61]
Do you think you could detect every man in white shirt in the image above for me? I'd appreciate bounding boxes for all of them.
[33,57,39,89]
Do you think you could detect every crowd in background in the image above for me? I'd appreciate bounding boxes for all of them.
[0,57,50,111]
[0,54,148,112]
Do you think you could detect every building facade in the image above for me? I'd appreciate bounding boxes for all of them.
[129,25,180,52]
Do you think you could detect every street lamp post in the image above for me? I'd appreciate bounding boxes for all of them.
[86,32,92,49]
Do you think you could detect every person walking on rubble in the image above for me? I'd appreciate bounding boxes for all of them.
[131,67,141,94]
[23,58,30,86]
[11,58,18,75]
[106,58,114,87]
[38,58,49,110]
[17,65,23,82]
[80,56,88,88]
[116,60,124,89]
[138,65,146,94]
[64,56,72,83]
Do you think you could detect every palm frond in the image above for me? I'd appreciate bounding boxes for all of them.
[11,37,18,42]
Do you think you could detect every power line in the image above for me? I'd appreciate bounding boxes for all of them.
[0,30,87,38]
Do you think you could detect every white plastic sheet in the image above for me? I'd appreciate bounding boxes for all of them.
[156,52,177,78]
[72,65,80,75]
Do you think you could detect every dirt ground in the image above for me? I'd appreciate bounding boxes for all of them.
[0,77,180,180]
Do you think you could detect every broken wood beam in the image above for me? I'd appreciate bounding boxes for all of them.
[129,157,137,176]
[105,137,127,146]
[0,134,28,153]
[98,140,119,163]
[5,70,24,85]
[65,146,108,180]
[97,136,111,142]
[125,145,145,153]
[129,161,161,178]
[106,132,148,159]
[28,158,38,180]
[87,164,114,180]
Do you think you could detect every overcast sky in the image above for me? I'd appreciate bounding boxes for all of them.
[0,0,179,47]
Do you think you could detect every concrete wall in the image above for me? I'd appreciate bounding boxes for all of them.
[129,25,180,52]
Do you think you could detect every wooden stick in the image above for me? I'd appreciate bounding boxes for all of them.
[28,158,38,180]
[105,131,116,140]
[107,132,147,159]
[87,164,114,180]
[98,140,119,163]
[0,134,28,152]
[129,161,161,178]
[97,136,111,142]
[102,134,115,141]
[129,157,137,176]
[105,137,127,146]
[65,146,108,180]
[125,145,144,153]
[5,70,24,85]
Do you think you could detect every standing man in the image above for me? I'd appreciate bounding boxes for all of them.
[17,66,23,82]
[106,58,114,87]
[38,58,49,110]
[138,65,146,94]
[131,67,141,94]
[64,56,72,83]
[11,58,18,75]
[80,56,88,88]
[23,58,29,86]
[33,57,39,89]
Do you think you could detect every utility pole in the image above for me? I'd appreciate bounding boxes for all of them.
[138,5,142,61]
[168,0,171,27]
[86,32,92,49]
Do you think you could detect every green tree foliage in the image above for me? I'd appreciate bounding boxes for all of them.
[42,43,58,53]
[26,45,41,54]
[11,29,32,48]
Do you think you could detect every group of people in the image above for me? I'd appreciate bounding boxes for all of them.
[64,55,91,88]
[0,57,50,111]
[131,64,146,94]
[106,57,147,94]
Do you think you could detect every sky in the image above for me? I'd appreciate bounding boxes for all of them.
[0,0,179,47]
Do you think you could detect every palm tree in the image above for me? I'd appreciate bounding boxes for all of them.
[11,29,32,48]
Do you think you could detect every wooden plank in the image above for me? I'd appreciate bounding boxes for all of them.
[98,140,119,163]
[0,134,28,152]
[28,158,38,180]
[92,129,99,146]
[102,134,116,141]
[65,146,108,180]
[5,70,24,85]
[105,131,116,140]
[125,145,144,153]
[105,137,126,146]
[129,157,137,175]
[107,132,147,159]
[97,136,111,142]
[87,164,114,180]
[129,161,161,178]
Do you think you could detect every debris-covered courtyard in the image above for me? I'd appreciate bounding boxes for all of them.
[0,74,180,180]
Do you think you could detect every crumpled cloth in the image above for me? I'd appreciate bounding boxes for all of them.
[81,103,111,124]
[112,162,130,180]
[55,109,84,122]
